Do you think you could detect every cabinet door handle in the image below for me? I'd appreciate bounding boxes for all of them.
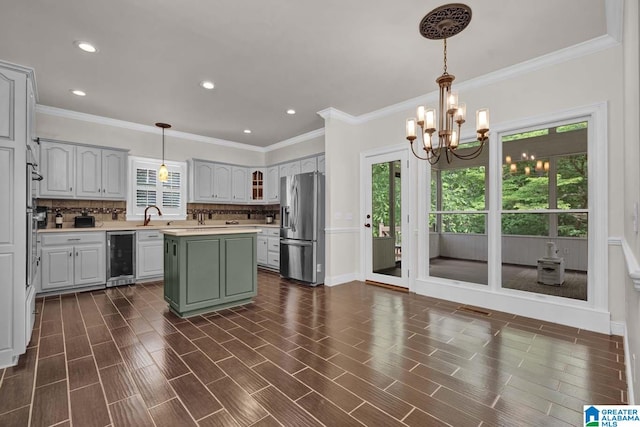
[75,251,78,256]
[173,243,177,256]
[98,188,101,193]
[103,188,106,193]
[69,252,72,257]
[67,238,81,241]
[70,187,72,191]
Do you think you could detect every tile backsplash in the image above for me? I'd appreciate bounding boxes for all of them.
[37,199,279,228]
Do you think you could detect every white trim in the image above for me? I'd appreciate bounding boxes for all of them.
[606,0,624,42]
[266,128,325,152]
[618,321,636,405]
[415,278,611,333]
[325,227,359,234]
[324,273,358,287]
[611,236,640,289]
[317,107,359,124]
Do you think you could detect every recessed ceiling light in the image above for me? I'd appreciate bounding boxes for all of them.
[70,89,86,97]
[200,80,215,90]
[74,41,97,53]
[243,129,252,134]
[286,109,296,115]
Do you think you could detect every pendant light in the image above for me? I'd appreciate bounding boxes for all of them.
[156,122,171,182]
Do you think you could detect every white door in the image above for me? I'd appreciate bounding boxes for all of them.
[41,246,74,290]
[74,244,105,286]
[266,166,280,202]
[76,146,102,198]
[231,167,248,202]
[40,142,75,197]
[195,161,215,202]
[102,149,126,199]
[363,149,409,288]
[213,164,232,201]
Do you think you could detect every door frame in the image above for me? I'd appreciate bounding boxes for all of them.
[360,145,411,290]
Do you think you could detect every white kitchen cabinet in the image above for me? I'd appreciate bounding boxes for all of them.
[300,157,317,173]
[279,160,301,178]
[257,235,268,265]
[40,232,106,292]
[42,142,127,199]
[0,62,34,368]
[101,149,127,199]
[317,155,325,174]
[137,230,164,280]
[192,160,215,202]
[231,166,248,202]
[213,163,232,201]
[249,168,265,203]
[266,166,279,203]
[40,141,75,198]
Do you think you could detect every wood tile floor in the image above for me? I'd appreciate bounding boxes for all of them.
[0,271,626,426]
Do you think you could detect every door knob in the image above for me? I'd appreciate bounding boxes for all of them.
[364,223,371,228]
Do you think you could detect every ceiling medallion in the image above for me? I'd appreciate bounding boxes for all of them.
[419,3,472,40]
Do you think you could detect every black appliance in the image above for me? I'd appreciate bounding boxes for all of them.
[106,231,136,287]
[74,215,96,228]
[35,206,48,229]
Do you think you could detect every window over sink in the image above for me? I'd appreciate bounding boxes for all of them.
[126,156,187,221]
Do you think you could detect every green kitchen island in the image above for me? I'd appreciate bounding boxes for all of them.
[162,228,260,318]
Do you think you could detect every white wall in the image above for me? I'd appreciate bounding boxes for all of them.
[322,40,625,324]
[265,134,324,165]
[36,112,265,166]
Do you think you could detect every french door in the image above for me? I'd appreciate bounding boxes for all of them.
[363,149,409,288]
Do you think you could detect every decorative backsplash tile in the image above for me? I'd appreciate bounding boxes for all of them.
[37,199,279,227]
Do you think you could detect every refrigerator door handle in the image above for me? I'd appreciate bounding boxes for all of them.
[280,239,313,247]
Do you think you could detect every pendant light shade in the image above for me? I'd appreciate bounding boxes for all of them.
[156,122,171,182]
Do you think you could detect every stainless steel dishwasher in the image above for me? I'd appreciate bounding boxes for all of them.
[106,231,136,287]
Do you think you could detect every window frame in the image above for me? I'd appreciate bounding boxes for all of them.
[126,156,187,221]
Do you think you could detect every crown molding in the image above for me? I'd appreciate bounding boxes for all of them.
[35,104,266,152]
[265,128,325,152]
[317,107,359,124]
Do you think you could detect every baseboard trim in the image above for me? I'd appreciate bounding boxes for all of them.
[324,273,358,287]
[366,280,409,293]
[616,322,635,404]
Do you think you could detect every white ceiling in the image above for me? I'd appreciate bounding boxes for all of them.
[0,0,607,147]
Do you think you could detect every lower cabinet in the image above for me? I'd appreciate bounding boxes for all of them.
[137,230,164,280]
[40,232,106,292]
[164,232,257,317]
[257,228,279,270]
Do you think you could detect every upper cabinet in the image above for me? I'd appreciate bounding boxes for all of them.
[40,140,127,200]
[300,157,317,173]
[40,141,75,198]
[266,166,279,203]
[279,160,301,178]
[231,166,248,202]
[189,154,323,205]
[249,168,265,203]
[317,155,325,174]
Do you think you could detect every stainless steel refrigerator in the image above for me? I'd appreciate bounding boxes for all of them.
[280,172,325,285]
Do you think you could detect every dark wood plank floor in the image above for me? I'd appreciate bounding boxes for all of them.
[0,270,626,426]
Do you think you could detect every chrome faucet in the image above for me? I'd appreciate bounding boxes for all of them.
[143,205,162,226]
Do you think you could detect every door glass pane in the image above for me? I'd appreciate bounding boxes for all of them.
[372,160,402,277]
[501,121,588,300]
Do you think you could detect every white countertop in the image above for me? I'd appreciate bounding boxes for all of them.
[39,223,279,233]
[162,228,261,237]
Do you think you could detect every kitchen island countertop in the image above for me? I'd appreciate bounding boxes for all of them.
[161,228,261,237]
[38,223,279,233]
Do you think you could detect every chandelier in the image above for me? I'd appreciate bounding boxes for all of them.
[156,122,171,182]
[505,153,549,175]
[405,4,490,164]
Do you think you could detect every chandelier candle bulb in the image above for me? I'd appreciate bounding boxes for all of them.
[536,160,543,171]
[447,92,459,113]
[455,103,466,122]
[417,106,426,125]
[406,118,417,140]
[510,164,517,173]
[506,155,512,164]
[477,109,489,132]
[544,161,550,172]
[451,130,459,148]
[525,166,531,175]
[425,109,436,131]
